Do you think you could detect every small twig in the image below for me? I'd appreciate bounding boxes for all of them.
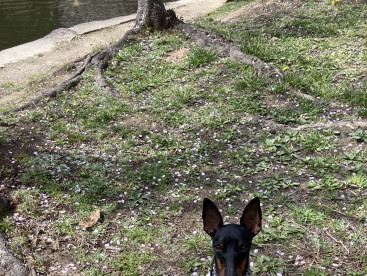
[322,205,349,218]
[105,246,122,252]
[325,230,349,254]
[31,228,40,248]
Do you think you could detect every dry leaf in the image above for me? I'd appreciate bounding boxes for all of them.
[79,209,100,228]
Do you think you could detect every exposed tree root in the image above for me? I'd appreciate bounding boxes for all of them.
[1,18,349,118]
[91,28,141,91]
[1,5,181,115]
[289,87,342,109]
[2,55,92,115]
[176,22,283,81]
[286,120,367,132]
[2,28,140,115]
[256,116,367,133]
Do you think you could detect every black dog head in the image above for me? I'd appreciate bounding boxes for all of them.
[202,198,262,276]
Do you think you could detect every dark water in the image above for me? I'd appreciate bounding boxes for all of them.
[0,0,167,51]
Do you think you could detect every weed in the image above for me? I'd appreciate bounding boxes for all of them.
[187,47,218,68]
[346,173,367,189]
[236,69,269,92]
[307,176,344,191]
[299,130,334,153]
[215,184,245,199]
[258,173,299,193]
[290,204,326,225]
[349,128,367,142]
[135,162,172,187]
[183,232,208,254]
[0,82,15,88]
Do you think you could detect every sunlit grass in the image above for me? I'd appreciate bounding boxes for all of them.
[0,0,366,275]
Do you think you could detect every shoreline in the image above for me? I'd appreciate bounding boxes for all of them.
[0,0,225,112]
[0,0,199,68]
[0,0,225,78]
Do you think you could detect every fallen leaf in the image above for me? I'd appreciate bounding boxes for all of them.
[79,209,100,228]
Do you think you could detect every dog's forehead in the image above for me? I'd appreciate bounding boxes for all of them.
[213,224,252,243]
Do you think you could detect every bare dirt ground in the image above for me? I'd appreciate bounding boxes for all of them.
[0,0,225,112]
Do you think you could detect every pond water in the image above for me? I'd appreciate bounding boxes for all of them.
[0,0,169,51]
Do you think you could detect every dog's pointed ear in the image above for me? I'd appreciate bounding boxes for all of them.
[202,198,223,237]
[240,197,262,237]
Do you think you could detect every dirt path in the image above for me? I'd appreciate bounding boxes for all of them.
[0,0,225,111]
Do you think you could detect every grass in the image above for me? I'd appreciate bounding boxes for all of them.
[198,0,367,109]
[0,0,367,275]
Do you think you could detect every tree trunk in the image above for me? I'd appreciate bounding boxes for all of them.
[134,0,178,30]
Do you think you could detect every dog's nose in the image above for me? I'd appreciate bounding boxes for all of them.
[225,270,237,276]
[225,263,238,276]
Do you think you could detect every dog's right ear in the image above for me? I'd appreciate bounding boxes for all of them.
[202,198,223,237]
[240,197,262,237]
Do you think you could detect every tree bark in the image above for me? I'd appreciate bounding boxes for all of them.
[134,0,179,30]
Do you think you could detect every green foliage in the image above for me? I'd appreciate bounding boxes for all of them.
[187,47,218,68]
[349,128,367,142]
[258,173,299,193]
[135,162,172,186]
[0,134,11,146]
[236,69,269,92]
[299,130,334,153]
[1,2,367,275]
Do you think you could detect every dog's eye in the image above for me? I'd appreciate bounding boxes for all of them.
[239,244,248,251]
[214,244,222,251]
[237,242,248,251]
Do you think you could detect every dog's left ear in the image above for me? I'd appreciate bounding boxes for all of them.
[240,197,262,237]
[202,198,223,237]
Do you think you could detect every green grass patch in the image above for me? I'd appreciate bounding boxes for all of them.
[0,1,366,275]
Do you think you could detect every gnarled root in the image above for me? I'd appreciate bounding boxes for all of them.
[176,22,283,81]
